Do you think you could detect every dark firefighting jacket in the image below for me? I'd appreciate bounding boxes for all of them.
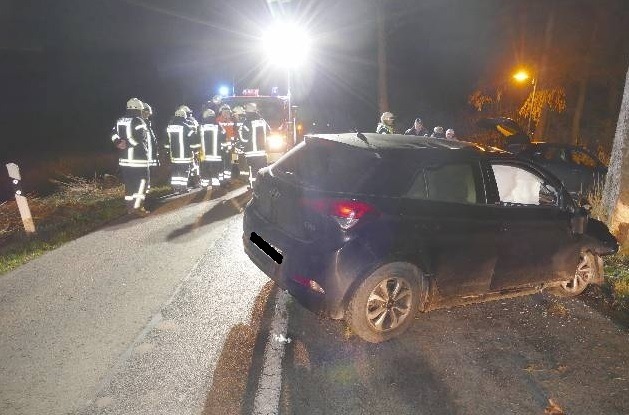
[199,120,222,162]
[166,116,200,164]
[239,114,268,158]
[111,114,157,167]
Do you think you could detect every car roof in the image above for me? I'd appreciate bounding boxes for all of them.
[305,132,504,155]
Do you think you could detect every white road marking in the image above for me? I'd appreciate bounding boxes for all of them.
[253,289,290,415]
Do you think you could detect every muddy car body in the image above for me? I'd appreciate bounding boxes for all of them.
[243,133,618,342]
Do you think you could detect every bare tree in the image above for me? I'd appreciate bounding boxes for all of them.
[602,64,629,249]
[376,0,388,114]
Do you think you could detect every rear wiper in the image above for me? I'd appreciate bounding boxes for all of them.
[352,129,381,157]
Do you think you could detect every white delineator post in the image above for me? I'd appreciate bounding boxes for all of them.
[6,163,36,234]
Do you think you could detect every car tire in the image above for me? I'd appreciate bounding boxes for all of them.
[347,262,428,343]
[549,251,599,297]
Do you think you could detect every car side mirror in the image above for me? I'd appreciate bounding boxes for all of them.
[570,205,589,235]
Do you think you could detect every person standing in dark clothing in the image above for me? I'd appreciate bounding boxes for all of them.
[110,98,156,215]
[404,118,429,136]
[239,102,269,188]
[166,108,200,193]
[198,108,222,189]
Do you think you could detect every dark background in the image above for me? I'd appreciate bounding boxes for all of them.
[1,0,628,198]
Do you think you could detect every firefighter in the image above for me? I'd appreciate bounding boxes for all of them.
[198,108,222,188]
[376,112,396,134]
[216,104,236,183]
[239,102,269,188]
[165,108,200,193]
[110,98,156,215]
[142,101,160,169]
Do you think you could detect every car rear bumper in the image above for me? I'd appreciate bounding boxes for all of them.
[242,206,346,319]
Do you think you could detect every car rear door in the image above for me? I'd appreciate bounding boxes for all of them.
[485,161,580,290]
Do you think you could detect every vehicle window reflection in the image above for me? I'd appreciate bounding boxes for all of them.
[491,164,558,207]
[411,163,478,204]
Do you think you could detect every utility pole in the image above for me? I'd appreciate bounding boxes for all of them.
[602,64,629,250]
[376,0,389,114]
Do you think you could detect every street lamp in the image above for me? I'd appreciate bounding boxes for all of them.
[262,22,311,144]
[513,69,537,134]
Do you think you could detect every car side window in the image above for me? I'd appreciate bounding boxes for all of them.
[407,163,478,204]
[569,149,597,168]
[491,164,558,207]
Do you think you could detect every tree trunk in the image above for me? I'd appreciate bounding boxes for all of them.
[602,65,629,250]
[533,7,556,140]
[376,0,388,113]
[571,21,598,146]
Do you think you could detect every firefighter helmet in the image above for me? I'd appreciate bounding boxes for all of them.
[178,105,192,114]
[212,95,222,105]
[143,102,153,117]
[203,108,216,119]
[434,126,444,134]
[127,98,144,111]
[175,108,187,118]
[219,104,231,113]
[232,106,245,116]
[380,111,395,125]
[245,102,258,113]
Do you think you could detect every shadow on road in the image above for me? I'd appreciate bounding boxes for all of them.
[279,293,629,415]
[279,304,460,415]
[165,189,252,241]
[202,281,277,415]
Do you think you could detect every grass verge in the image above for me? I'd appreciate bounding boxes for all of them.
[0,175,171,275]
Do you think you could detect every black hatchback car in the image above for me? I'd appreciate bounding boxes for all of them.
[243,133,618,342]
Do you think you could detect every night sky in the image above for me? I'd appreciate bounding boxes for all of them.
[1,0,628,163]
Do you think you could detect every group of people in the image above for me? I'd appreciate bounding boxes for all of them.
[111,96,269,215]
[376,112,458,140]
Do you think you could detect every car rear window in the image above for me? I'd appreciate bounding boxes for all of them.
[271,140,418,196]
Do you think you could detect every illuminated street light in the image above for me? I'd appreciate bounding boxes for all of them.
[513,69,537,134]
[513,70,530,83]
[262,21,312,145]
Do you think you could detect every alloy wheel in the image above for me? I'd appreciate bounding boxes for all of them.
[366,277,413,332]
[560,254,594,294]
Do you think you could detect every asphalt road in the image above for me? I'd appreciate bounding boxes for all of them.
[0,185,268,414]
[1,184,628,415]
[280,293,629,415]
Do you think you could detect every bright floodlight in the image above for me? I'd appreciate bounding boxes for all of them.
[513,70,530,83]
[218,85,230,97]
[262,22,311,68]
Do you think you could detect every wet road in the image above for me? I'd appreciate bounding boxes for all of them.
[1,185,628,414]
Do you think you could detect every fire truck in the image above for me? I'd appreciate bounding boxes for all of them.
[221,90,300,175]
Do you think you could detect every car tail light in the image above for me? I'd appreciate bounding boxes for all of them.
[292,275,325,294]
[301,198,378,230]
